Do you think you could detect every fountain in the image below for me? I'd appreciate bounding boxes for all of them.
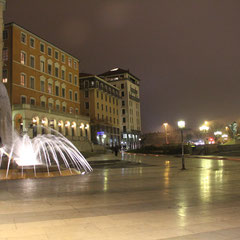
[0,82,92,179]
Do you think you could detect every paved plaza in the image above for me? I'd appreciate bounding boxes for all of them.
[1,153,240,239]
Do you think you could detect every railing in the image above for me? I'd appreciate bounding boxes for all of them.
[129,94,140,102]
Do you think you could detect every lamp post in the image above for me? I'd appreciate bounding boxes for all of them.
[163,123,169,144]
[199,123,209,154]
[178,120,186,170]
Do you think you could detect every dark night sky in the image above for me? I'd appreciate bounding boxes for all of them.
[5,0,240,132]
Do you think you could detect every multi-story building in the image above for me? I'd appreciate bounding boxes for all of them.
[79,73,121,147]
[99,68,141,149]
[2,22,90,141]
[0,0,6,80]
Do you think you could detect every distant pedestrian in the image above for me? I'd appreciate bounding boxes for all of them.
[114,145,119,156]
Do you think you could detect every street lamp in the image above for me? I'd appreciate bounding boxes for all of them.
[199,123,209,154]
[177,120,186,170]
[163,123,169,144]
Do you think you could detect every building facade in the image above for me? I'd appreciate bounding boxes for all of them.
[2,23,90,141]
[79,74,121,147]
[99,68,141,149]
[0,0,6,81]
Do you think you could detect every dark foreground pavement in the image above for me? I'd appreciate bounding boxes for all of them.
[1,153,240,239]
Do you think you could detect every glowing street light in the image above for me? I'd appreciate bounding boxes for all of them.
[177,120,186,170]
[163,123,169,144]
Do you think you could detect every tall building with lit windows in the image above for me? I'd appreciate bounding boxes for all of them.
[79,74,121,147]
[99,68,141,149]
[2,22,90,144]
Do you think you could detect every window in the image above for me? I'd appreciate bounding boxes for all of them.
[102,115,104,120]
[20,51,26,65]
[40,60,45,72]
[20,73,26,86]
[105,95,107,101]
[121,83,124,89]
[48,102,53,109]
[97,114,99,120]
[76,108,79,114]
[62,88,66,98]
[97,102,99,109]
[30,38,35,48]
[116,100,118,105]
[122,109,125,114]
[48,83,52,94]
[101,93,103,100]
[47,47,52,56]
[21,96,27,104]
[30,98,35,105]
[40,43,45,52]
[113,98,115,104]
[84,81,89,88]
[121,91,124,97]
[101,104,103,110]
[30,76,35,89]
[3,30,8,40]
[74,75,78,85]
[123,118,126,123]
[55,85,59,96]
[21,33,26,44]
[41,101,46,108]
[61,54,65,62]
[109,96,111,103]
[2,70,7,83]
[69,90,73,100]
[40,80,45,92]
[110,117,112,123]
[85,102,89,109]
[69,73,72,83]
[68,58,72,67]
[30,56,35,68]
[55,66,59,77]
[63,106,66,112]
[110,107,111,113]
[48,64,52,75]
[61,69,65,80]
[113,108,115,114]
[106,105,108,112]
[69,107,73,114]
[2,48,8,61]
[74,92,78,101]
[55,51,59,60]
[85,91,89,98]
[56,104,60,111]
[122,100,125,106]
[74,61,77,69]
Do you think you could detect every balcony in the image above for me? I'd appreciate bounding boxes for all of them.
[129,94,140,102]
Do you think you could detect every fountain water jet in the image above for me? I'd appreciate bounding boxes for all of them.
[0,82,92,179]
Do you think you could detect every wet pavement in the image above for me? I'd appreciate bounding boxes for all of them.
[0,153,240,239]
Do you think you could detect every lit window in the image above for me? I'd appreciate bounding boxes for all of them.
[48,83,52,94]
[30,76,35,89]
[2,69,7,83]
[69,107,73,114]
[40,43,45,52]
[40,60,45,72]
[20,73,26,86]
[30,56,35,68]
[68,58,72,67]
[21,33,26,44]
[30,38,35,48]
[2,48,8,61]
[20,51,26,65]
[74,61,77,69]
